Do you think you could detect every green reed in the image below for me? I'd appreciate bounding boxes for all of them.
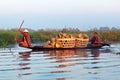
[0,29,120,48]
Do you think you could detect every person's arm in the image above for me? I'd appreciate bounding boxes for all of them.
[18,28,25,35]
[14,29,23,42]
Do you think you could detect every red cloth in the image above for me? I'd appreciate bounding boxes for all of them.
[21,31,31,47]
[89,35,101,44]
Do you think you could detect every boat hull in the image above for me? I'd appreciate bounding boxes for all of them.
[28,43,110,51]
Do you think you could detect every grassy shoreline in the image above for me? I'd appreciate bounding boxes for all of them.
[0,29,120,48]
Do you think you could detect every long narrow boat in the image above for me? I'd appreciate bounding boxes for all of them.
[27,42,110,51]
[16,31,110,51]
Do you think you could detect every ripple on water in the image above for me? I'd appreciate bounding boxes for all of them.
[0,48,120,80]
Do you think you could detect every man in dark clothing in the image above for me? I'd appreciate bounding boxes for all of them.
[89,32,101,45]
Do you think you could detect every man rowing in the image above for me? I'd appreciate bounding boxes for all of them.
[14,29,32,48]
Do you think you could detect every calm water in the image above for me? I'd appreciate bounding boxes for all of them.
[0,44,120,80]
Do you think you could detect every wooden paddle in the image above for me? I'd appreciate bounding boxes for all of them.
[14,20,24,41]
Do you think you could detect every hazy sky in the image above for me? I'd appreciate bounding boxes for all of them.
[0,0,120,31]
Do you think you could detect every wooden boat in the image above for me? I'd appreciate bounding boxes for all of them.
[17,32,110,51]
[27,42,110,51]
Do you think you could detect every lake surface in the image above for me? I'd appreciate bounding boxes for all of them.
[0,44,120,80]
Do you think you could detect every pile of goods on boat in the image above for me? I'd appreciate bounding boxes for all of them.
[44,32,89,48]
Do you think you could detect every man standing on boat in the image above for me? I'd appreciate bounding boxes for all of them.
[14,29,32,48]
[89,32,101,45]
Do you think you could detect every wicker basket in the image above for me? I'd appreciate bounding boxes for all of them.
[75,38,89,47]
[56,38,75,48]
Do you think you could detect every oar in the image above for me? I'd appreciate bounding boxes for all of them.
[14,20,24,41]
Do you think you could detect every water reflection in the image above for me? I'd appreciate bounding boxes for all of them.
[91,49,100,57]
[18,52,31,74]
[44,49,88,68]
[0,47,120,80]
[19,52,31,61]
[45,49,88,58]
[18,49,105,78]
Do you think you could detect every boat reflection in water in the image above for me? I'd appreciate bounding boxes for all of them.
[1,45,119,80]
[17,49,107,80]
[18,52,31,77]
[90,49,100,57]
[45,49,88,58]
[19,52,31,61]
[44,49,89,68]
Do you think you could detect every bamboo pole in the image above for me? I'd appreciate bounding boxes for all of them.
[14,20,24,41]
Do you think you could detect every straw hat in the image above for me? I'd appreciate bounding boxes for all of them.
[23,29,29,32]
